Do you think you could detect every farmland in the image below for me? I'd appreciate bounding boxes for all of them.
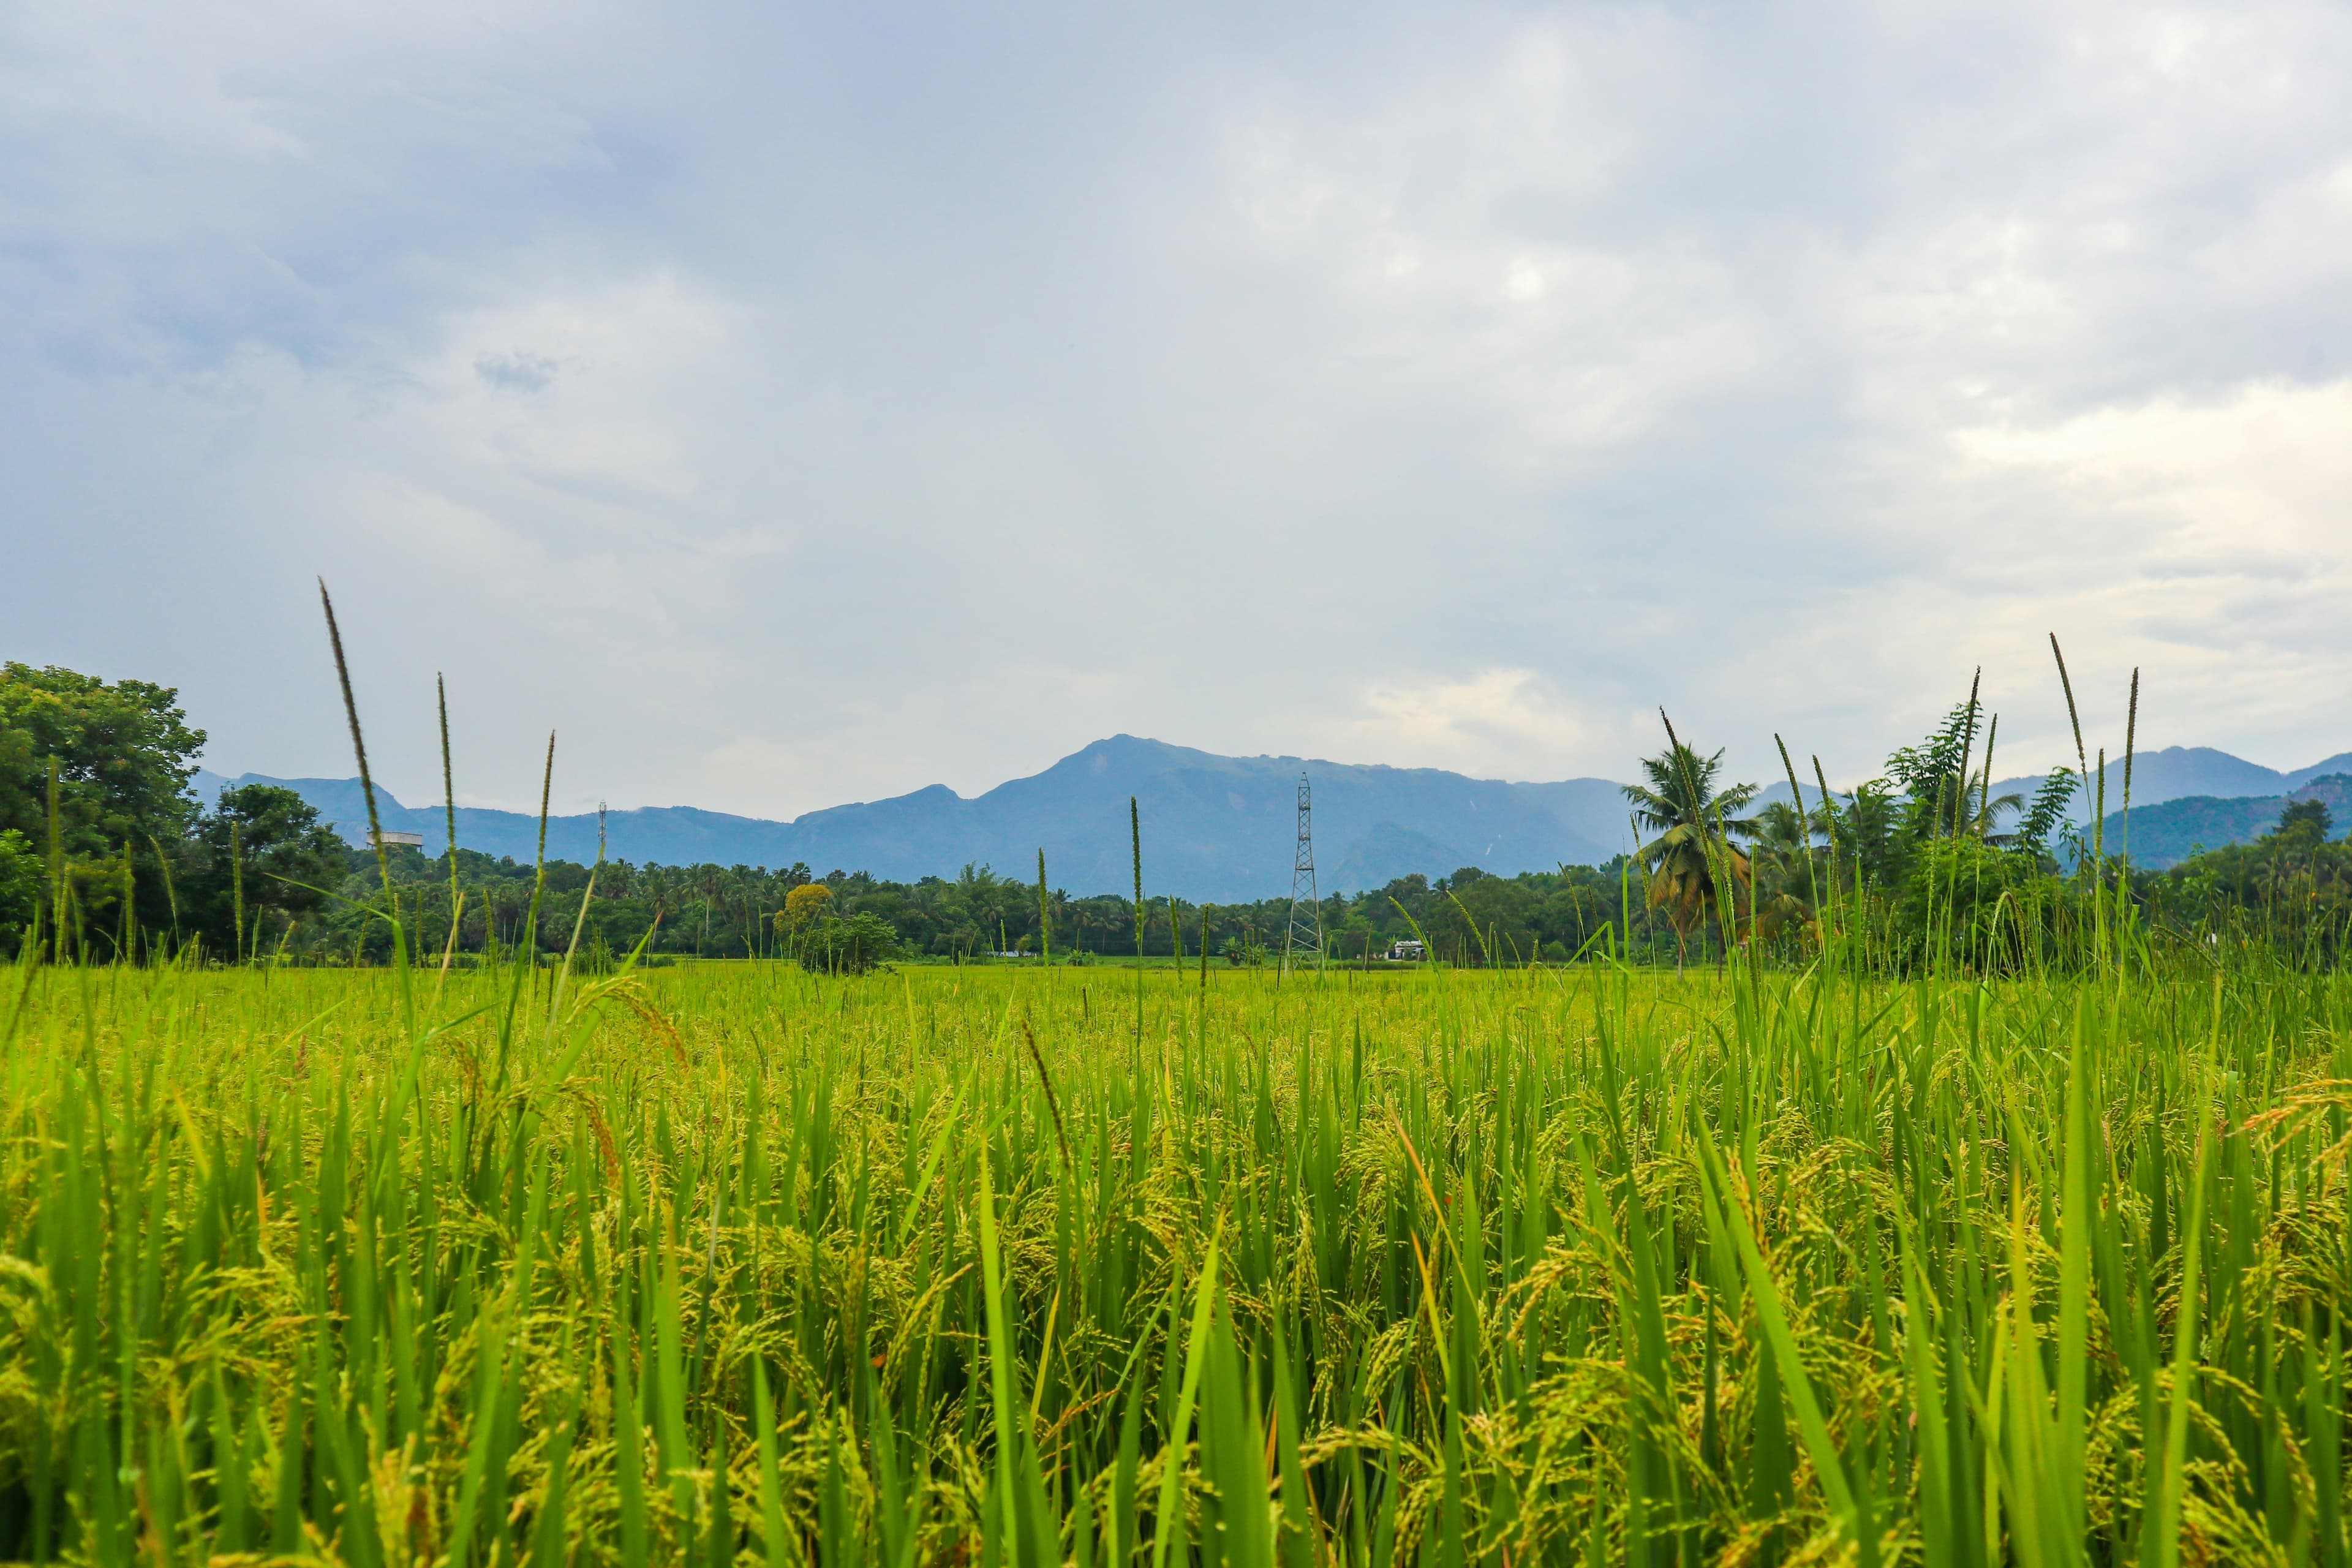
[4,948,2348,1566]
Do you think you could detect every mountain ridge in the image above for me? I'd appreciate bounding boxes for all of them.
[195,736,2351,900]
[193,734,1629,902]
[2092,775,2352,870]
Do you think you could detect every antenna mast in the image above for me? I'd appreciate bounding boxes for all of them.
[1283,771,1323,973]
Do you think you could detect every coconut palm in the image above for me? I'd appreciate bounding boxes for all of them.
[1623,743,1760,967]
[1749,798,1825,946]
[694,865,726,954]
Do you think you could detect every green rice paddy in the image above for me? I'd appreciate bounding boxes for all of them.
[4,947,2350,1567]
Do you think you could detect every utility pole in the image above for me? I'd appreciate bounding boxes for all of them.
[1283,771,1323,974]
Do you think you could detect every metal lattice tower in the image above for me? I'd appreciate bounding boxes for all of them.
[1283,771,1324,972]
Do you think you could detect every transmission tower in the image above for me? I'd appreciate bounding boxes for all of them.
[1283,771,1324,973]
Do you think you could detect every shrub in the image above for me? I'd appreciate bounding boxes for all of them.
[797,910,900,974]
[1893,835,2056,971]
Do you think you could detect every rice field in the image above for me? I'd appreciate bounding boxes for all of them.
[3,948,2348,1567]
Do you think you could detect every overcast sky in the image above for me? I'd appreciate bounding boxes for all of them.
[6,0,2348,816]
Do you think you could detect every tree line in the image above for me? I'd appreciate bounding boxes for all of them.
[4,660,2343,970]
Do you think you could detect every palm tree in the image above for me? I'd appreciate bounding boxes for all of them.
[695,864,725,954]
[1623,743,1760,967]
[641,865,674,929]
[1749,799,1829,948]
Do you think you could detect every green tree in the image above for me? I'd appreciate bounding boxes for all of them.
[2277,797,2333,853]
[1884,699,2022,842]
[1623,742,1759,965]
[0,829,37,945]
[1749,799,1825,946]
[2005,767,2078,865]
[1894,835,2052,972]
[181,785,350,959]
[1836,780,1905,890]
[0,663,205,858]
[798,911,900,974]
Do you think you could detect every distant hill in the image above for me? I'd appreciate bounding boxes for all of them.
[1754,745,2352,824]
[195,736,1630,902]
[2095,775,2352,869]
[194,736,2350,898]
[2016,746,2352,821]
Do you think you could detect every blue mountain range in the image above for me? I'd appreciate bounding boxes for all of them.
[195,737,2352,899]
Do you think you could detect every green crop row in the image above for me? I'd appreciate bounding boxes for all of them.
[2,941,2348,1567]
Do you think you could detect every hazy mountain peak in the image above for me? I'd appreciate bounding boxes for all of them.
[194,736,2343,897]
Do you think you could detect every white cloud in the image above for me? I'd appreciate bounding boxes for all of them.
[1943,379,2352,759]
[4,0,2350,816]
[1303,669,1633,782]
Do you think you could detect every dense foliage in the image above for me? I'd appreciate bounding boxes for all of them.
[0,665,344,954]
[254,845,1656,970]
[2147,797,2352,965]
[2094,778,2352,870]
[1623,698,2350,974]
[0,661,205,858]
[4,662,2346,972]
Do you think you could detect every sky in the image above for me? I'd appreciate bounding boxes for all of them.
[6,0,2349,817]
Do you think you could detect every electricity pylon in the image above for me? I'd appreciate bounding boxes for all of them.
[1283,771,1324,973]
